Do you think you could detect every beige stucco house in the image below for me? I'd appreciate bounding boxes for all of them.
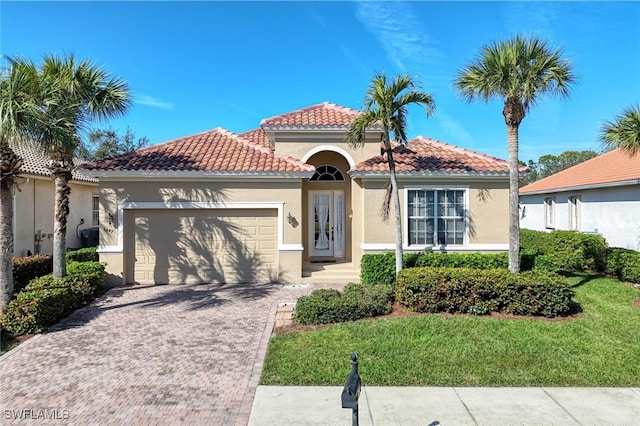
[13,144,99,257]
[82,102,510,286]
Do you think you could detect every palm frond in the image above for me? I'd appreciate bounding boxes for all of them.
[600,105,640,156]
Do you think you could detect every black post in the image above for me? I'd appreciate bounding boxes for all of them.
[341,352,361,426]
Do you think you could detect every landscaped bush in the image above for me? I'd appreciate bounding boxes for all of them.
[1,264,106,336]
[11,255,53,294]
[361,252,511,285]
[520,229,608,272]
[605,247,640,284]
[294,283,393,325]
[395,267,574,318]
[66,247,99,263]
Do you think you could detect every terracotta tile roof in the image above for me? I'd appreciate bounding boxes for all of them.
[260,102,367,129]
[238,128,273,151]
[520,149,640,194]
[11,143,97,183]
[351,136,511,175]
[81,127,314,174]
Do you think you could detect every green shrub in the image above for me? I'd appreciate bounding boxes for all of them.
[11,255,53,294]
[396,267,574,318]
[2,266,106,336]
[605,247,640,284]
[520,229,608,272]
[294,283,393,325]
[361,252,511,285]
[66,247,99,263]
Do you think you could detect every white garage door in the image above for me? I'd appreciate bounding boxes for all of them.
[130,209,278,284]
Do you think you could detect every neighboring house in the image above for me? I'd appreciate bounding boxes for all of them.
[82,102,511,286]
[12,144,99,257]
[520,148,640,250]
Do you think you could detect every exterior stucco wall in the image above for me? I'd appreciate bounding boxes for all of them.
[13,176,97,257]
[359,177,509,255]
[520,184,640,250]
[272,131,381,165]
[98,178,304,286]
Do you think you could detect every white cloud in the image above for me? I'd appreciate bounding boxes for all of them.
[134,94,174,110]
[436,110,476,147]
[355,2,442,72]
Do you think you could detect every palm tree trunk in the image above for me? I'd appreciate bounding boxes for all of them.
[386,147,404,276]
[53,169,72,278]
[0,177,15,311]
[507,124,521,273]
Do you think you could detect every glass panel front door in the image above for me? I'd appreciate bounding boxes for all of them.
[309,191,345,258]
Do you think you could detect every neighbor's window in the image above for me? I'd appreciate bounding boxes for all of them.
[568,196,581,230]
[92,195,100,226]
[407,189,466,246]
[544,197,555,228]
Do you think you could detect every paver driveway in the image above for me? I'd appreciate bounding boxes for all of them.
[0,282,313,425]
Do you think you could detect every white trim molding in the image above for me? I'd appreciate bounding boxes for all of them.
[97,201,303,253]
[301,145,356,168]
[360,243,508,252]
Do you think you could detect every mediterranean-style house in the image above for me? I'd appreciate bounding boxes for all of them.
[520,148,640,250]
[12,144,99,257]
[82,102,511,286]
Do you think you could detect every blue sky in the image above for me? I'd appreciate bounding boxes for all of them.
[2,1,639,162]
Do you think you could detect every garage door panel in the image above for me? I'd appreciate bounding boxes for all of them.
[131,209,277,285]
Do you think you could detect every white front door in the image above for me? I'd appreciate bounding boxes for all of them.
[309,190,345,258]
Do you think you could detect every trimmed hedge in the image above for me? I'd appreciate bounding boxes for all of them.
[520,229,608,272]
[1,264,106,336]
[396,267,574,318]
[66,247,99,263]
[294,283,393,325]
[605,247,640,284]
[11,255,53,294]
[361,252,511,285]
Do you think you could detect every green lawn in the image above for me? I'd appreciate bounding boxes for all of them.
[261,274,640,386]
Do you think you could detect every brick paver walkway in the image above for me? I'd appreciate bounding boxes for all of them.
[0,282,325,425]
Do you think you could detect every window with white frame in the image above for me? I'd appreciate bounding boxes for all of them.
[92,195,100,226]
[544,197,555,228]
[568,196,580,230]
[407,189,466,246]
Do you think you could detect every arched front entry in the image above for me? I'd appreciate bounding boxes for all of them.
[302,151,352,262]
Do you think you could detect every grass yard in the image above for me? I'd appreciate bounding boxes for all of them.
[261,274,640,386]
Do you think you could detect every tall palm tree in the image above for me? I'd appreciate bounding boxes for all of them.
[600,105,640,156]
[454,36,575,273]
[31,54,131,278]
[0,58,41,311]
[347,73,435,275]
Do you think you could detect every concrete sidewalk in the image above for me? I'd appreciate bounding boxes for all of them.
[249,386,640,425]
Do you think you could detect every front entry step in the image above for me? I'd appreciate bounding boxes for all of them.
[301,261,360,284]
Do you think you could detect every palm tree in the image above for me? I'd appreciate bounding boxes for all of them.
[600,105,640,156]
[0,58,41,311]
[347,73,435,276]
[30,54,131,278]
[454,36,575,273]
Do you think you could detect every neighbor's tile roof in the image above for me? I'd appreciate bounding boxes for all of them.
[12,143,97,183]
[520,148,640,194]
[260,102,365,129]
[351,136,511,175]
[81,127,314,174]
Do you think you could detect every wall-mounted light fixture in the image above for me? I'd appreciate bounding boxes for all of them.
[287,212,298,228]
[108,212,114,226]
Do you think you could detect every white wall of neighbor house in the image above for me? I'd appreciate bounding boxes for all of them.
[520,184,640,251]
[13,176,98,257]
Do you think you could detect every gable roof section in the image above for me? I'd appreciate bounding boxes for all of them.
[520,149,640,195]
[351,136,510,177]
[260,101,373,130]
[239,127,273,151]
[12,143,97,183]
[81,127,314,177]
